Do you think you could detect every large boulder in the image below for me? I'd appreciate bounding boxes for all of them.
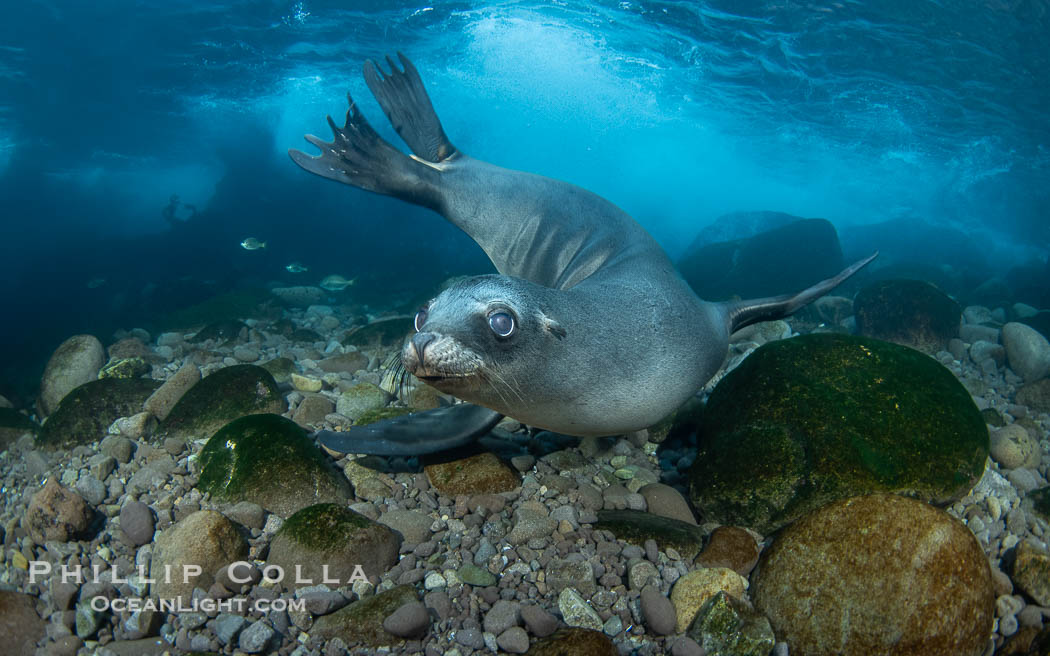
[1002,322,1050,382]
[689,333,988,534]
[150,510,248,604]
[677,218,844,301]
[158,365,286,440]
[853,279,961,353]
[38,334,105,416]
[36,378,161,449]
[195,414,349,517]
[752,494,993,656]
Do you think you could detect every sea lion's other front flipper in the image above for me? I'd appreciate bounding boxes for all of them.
[314,404,504,457]
[724,251,879,332]
[364,52,456,163]
[288,94,441,210]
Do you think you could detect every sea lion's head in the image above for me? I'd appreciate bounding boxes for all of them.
[402,275,566,410]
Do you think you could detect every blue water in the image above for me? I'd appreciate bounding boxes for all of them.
[1,0,1047,396]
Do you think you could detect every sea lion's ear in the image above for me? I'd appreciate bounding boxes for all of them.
[539,313,566,339]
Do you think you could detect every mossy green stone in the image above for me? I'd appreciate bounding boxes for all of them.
[647,396,705,443]
[160,289,272,332]
[0,408,40,448]
[355,406,413,426]
[690,333,988,534]
[457,564,497,587]
[594,509,706,561]
[981,407,1005,427]
[261,357,296,384]
[36,378,161,449]
[311,584,417,647]
[98,357,150,379]
[687,591,775,656]
[158,365,286,440]
[196,414,348,517]
[1031,487,1050,521]
[277,503,373,551]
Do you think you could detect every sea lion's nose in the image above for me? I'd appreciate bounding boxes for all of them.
[411,332,437,364]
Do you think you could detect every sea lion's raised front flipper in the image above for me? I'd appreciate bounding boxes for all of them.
[288,95,441,210]
[724,251,879,332]
[313,403,503,457]
[364,52,456,163]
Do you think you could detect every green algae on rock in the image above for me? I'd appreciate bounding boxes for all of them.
[98,357,151,380]
[854,279,961,352]
[687,590,775,656]
[751,494,993,656]
[158,365,286,440]
[260,357,296,384]
[593,509,706,561]
[36,378,161,449]
[525,627,618,656]
[689,333,988,534]
[0,407,40,448]
[646,395,705,444]
[335,382,391,422]
[310,584,418,647]
[354,406,414,426]
[267,503,400,589]
[196,414,349,517]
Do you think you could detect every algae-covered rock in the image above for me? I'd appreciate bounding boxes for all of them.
[311,584,417,648]
[525,627,618,656]
[424,451,520,496]
[854,279,961,352]
[260,357,296,384]
[37,378,161,449]
[687,591,775,656]
[98,357,150,380]
[158,365,286,440]
[752,494,993,656]
[196,414,349,517]
[267,503,400,589]
[355,406,414,426]
[646,396,705,443]
[0,408,40,448]
[161,288,273,331]
[187,320,247,345]
[335,382,391,421]
[593,510,706,561]
[689,333,988,534]
[341,316,414,349]
[38,334,105,416]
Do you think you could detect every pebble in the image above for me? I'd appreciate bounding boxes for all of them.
[521,604,560,637]
[640,584,677,635]
[484,600,521,635]
[424,572,447,590]
[213,613,248,645]
[558,588,603,631]
[238,620,275,653]
[100,435,134,464]
[496,626,530,653]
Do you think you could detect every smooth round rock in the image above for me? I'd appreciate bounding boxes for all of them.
[119,500,156,546]
[989,424,1042,470]
[752,494,993,656]
[1003,322,1050,382]
[38,334,104,416]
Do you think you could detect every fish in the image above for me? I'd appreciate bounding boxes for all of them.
[286,262,308,273]
[86,277,107,289]
[240,238,266,250]
[319,274,356,291]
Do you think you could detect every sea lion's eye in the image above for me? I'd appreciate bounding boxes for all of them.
[488,311,514,337]
[414,307,428,332]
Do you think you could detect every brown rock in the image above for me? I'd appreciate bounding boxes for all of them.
[24,479,93,543]
[525,627,617,656]
[292,394,335,429]
[752,494,994,656]
[695,526,760,576]
[150,510,248,603]
[1017,379,1050,413]
[1013,540,1050,607]
[143,363,200,421]
[424,451,520,496]
[0,590,45,656]
[108,337,154,360]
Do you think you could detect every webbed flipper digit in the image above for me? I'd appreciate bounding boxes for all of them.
[313,403,503,457]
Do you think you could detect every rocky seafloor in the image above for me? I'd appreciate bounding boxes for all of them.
[1,282,1050,656]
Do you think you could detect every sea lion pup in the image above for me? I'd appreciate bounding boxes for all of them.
[290,52,875,455]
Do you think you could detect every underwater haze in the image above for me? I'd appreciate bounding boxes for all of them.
[1,0,1048,399]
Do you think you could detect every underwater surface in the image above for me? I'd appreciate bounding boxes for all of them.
[1,2,1050,655]
[1,0,1048,395]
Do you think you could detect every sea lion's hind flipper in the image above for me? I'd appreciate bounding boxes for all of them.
[364,52,456,163]
[314,404,503,457]
[289,95,440,209]
[724,251,878,333]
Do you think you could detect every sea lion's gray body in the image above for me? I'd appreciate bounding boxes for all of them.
[291,53,874,451]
